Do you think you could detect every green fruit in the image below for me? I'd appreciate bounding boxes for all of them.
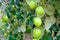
[33,28,42,38]
[29,1,36,10]
[2,15,8,22]
[3,33,7,37]
[33,17,42,27]
[14,15,17,18]
[2,22,5,26]
[2,28,5,31]
[33,39,38,40]
[36,6,44,15]
[12,5,15,8]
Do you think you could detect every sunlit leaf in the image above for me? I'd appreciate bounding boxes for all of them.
[34,0,40,3]
[57,9,60,15]
[26,0,30,5]
[54,1,60,9]
[17,27,21,32]
[56,31,60,40]
[45,15,56,30]
[50,15,56,24]
[45,17,52,30]
[56,31,60,36]
[20,24,26,32]
[44,4,55,15]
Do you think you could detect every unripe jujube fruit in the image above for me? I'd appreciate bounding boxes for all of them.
[36,6,44,15]
[33,17,42,27]
[33,28,42,38]
[29,1,36,10]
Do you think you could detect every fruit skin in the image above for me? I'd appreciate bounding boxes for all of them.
[33,39,38,40]
[2,22,5,26]
[29,1,36,10]
[33,28,42,39]
[14,15,17,18]
[33,17,42,27]
[3,33,7,38]
[2,15,8,22]
[36,6,44,15]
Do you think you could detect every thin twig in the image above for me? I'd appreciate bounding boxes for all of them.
[52,30,54,40]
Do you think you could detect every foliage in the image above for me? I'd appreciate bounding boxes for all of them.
[0,0,60,40]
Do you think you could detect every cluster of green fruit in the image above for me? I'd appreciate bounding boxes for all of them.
[0,0,45,40]
[28,1,45,40]
[0,15,9,37]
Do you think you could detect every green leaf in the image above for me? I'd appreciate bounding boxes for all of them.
[50,15,56,24]
[57,9,60,15]
[56,32,60,40]
[40,33,52,40]
[20,25,26,32]
[44,4,55,15]
[45,17,52,30]
[50,24,57,32]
